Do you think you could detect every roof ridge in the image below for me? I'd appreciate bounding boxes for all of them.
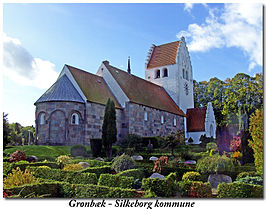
[65,64,102,79]
[155,40,180,48]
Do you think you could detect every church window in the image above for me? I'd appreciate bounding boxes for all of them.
[173,118,177,126]
[40,113,45,125]
[161,115,164,124]
[155,70,160,79]
[186,71,188,80]
[71,113,79,125]
[163,68,168,77]
[144,112,148,121]
[182,69,185,79]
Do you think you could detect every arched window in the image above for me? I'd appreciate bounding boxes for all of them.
[210,124,214,137]
[182,69,185,79]
[71,113,79,125]
[173,118,177,127]
[186,71,188,80]
[40,113,45,125]
[161,115,164,124]
[155,69,160,79]
[163,68,168,77]
[144,112,148,121]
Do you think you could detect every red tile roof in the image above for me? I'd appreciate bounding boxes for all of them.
[147,41,180,69]
[66,65,121,108]
[103,61,185,117]
[186,107,207,132]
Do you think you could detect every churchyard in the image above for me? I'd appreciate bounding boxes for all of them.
[3,131,263,198]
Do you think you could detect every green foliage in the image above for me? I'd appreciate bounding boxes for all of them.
[116,168,145,180]
[235,176,263,186]
[236,171,259,180]
[70,159,111,167]
[141,173,178,197]
[30,167,97,185]
[63,164,84,171]
[9,150,27,162]
[162,131,185,156]
[142,190,157,198]
[90,138,102,157]
[3,112,11,149]
[120,134,143,152]
[56,155,71,165]
[80,165,111,177]
[98,174,134,189]
[102,98,117,159]
[249,109,263,176]
[111,153,135,173]
[3,167,39,189]
[182,171,201,181]
[196,154,236,174]
[70,144,88,157]
[206,142,218,152]
[177,180,212,198]
[217,182,263,198]
[199,134,215,146]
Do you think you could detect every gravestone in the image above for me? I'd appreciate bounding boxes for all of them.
[208,174,232,188]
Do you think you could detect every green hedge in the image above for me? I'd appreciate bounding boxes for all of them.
[80,165,111,177]
[116,168,145,180]
[217,182,263,198]
[70,159,111,167]
[29,167,97,185]
[3,161,60,175]
[98,174,134,189]
[4,182,139,198]
[177,180,212,198]
[141,173,178,197]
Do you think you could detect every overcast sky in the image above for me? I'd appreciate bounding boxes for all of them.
[2,3,263,126]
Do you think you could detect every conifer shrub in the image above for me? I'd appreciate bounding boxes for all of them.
[111,153,135,173]
[70,144,88,157]
[56,155,71,165]
[9,150,27,162]
[63,164,84,171]
[3,167,39,189]
[182,171,201,181]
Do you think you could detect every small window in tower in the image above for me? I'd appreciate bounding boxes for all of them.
[173,118,177,127]
[163,68,168,77]
[183,69,185,79]
[40,113,45,125]
[186,71,188,80]
[155,69,160,79]
[71,113,79,125]
[161,115,164,124]
[144,112,148,121]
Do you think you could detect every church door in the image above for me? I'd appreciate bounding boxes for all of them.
[49,110,66,144]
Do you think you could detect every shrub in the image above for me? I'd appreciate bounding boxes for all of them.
[182,171,201,181]
[116,168,145,180]
[235,176,263,186]
[56,155,71,165]
[9,150,27,162]
[90,138,102,157]
[217,182,263,198]
[70,144,87,157]
[141,173,177,197]
[177,180,212,198]
[196,154,235,174]
[3,167,39,189]
[199,134,215,146]
[98,174,134,189]
[206,142,218,152]
[236,171,259,180]
[80,165,111,177]
[121,134,143,152]
[111,153,135,173]
[63,164,84,171]
[70,159,111,167]
[142,190,157,198]
[29,167,97,185]
[249,109,263,176]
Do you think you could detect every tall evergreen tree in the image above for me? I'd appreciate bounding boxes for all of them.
[3,112,10,149]
[102,98,117,159]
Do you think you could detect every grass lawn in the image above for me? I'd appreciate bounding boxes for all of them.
[3,145,91,161]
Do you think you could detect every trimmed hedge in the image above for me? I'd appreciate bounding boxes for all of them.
[177,180,212,198]
[98,174,135,189]
[217,182,263,198]
[80,165,111,177]
[29,167,98,185]
[116,168,145,180]
[70,159,111,167]
[3,162,60,175]
[4,182,139,198]
[141,173,178,197]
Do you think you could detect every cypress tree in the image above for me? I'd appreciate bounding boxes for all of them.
[102,98,117,159]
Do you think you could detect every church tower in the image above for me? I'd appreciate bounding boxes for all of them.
[145,37,194,113]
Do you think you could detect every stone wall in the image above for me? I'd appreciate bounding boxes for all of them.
[35,101,86,145]
[126,102,184,137]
